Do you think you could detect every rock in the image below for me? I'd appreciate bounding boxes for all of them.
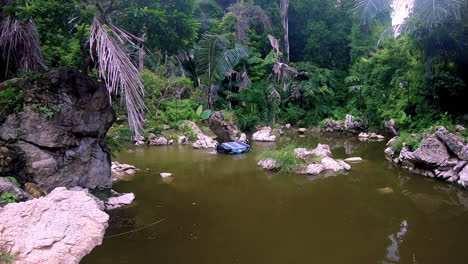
[134,135,145,142]
[300,164,325,175]
[178,136,188,144]
[0,146,16,174]
[455,125,465,133]
[0,177,33,202]
[183,120,202,134]
[208,111,241,142]
[385,119,400,136]
[111,162,139,181]
[24,182,47,198]
[252,127,276,142]
[0,68,114,191]
[310,144,332,157]
[192,133,217,149]
[387,136,400,146]
[238,133,248,143]
[437,161,466,182]
[294,148,313,160]
[147,133,157,141]
[458,165,468,187]
[160,173,172,178]
[369,133,385,140]
[435,127,468,161]
[278,129,285,136]
[344,157,363,162]
[358,132,369,138]
[0,187,108,264]
[149,136,168,146]
[376,187,394,194]
[257,159,277,170]
[163,125,171,130]
[400,135,450,167]
[344,115,366,133]
[105,192,135,210]
[135,140,145,146]
[298,128,307,134]
[168,139,175,145]
[322,120,344,132]
[285,124,291,128]
[321,157,351,172]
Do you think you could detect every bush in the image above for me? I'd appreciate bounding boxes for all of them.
[257,144,306,172]
[0,192,18,204]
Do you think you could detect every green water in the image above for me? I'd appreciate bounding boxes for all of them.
[82,133,468,264]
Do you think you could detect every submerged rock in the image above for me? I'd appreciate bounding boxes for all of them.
[105,192,135,210]
[377,187,394,194]
[257,159,278,170]
[0,187,108,264]
[344,157,363,162]
[0,67,115,191]
[160,173,172,178]
[252,127,276,142]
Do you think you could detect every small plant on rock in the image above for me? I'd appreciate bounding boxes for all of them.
[0,192,18,204]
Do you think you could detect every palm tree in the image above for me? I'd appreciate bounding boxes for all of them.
[355,0,465,30]
[195,34,248,109]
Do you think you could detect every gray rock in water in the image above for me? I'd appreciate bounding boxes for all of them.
[458,165,468,187]
[149,137,169,146]
[257,159,277,170]
[345,157,363,162]
[192,133,218,149]
[310,144,332,158]
[252,127,276,142]
[0,68,114,192]
[399,135,450,167]
[0,187,108,264]
[105,192,135,210]
[344,114,366,134]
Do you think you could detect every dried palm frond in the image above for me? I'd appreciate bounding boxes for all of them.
[239,71,251,91]
[273,62,298,82]
[89,17,146,137]
[0,16,46,79]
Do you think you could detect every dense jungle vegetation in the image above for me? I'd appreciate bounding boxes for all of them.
[1,0,466,142]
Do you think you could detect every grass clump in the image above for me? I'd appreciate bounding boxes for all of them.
[391,132,424,153]
[257,144,306,172]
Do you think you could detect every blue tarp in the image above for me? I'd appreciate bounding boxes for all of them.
[220,142,250,150]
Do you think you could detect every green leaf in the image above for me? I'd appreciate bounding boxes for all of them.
[196,105,203,116]
[5,176,20,188]
[200,110,212,120]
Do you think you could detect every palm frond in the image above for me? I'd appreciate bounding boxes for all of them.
[89,17,146,137]
[196,34,248,83]
[413,0,465,28]
[355,0,392,23]
[0,16,46,79]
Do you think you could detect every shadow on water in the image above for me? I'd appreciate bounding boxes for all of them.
[81,132,468,264]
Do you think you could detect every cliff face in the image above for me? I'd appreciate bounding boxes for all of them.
[0,67,115,191]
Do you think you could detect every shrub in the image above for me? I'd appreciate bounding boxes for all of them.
[0,192,18,204]
[257,144,305,173]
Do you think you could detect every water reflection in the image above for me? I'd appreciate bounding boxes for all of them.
[383,220,408,264]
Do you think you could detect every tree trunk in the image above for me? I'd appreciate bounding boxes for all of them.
[280,0,290,62]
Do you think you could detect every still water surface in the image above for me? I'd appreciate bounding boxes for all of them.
[82,133,468,264]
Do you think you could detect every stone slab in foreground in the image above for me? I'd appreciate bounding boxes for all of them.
[0,187,109,264]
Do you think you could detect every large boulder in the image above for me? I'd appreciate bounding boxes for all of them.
[435,127,468,161]
[0,68,115,191]
[252,127,276,142]
[399,135,450,167]
[208,111,241,142]
[344,114,366,133]
[0,187,109,264]
[385,119,400,136]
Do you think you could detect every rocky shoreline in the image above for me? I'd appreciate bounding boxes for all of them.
[385,126,468,188]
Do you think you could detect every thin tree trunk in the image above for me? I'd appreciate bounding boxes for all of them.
[280,0,290,62]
